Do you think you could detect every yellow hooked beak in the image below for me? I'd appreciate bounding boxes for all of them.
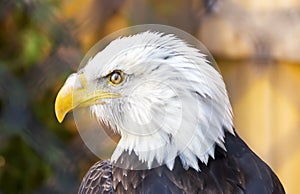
[54,73,120,123]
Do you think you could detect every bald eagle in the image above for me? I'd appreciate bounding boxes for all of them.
[55,31,285,193]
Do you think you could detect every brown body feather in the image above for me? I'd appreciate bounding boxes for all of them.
[79,130,285,194]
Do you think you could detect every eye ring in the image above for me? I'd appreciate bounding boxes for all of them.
[108,70,124,85]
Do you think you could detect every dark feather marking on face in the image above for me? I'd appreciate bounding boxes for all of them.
[151,65,161,72]
[194,91,211,99]
[171,95,179,99]
[168,133,173,143]
[163,55,171,60]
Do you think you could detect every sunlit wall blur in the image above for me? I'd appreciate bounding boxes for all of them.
[0,0,299,193]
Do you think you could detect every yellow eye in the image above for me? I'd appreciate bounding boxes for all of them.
[108,70,124,85]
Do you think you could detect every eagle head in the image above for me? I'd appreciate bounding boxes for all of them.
[55,31,233,171]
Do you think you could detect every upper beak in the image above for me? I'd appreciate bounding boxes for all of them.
[54,73,120,123]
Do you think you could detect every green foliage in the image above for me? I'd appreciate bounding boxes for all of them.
[0,136,51,194]
[0,1,80,193]
[21,29,52,67]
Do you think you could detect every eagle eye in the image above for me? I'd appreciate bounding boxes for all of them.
[108,70,124,85]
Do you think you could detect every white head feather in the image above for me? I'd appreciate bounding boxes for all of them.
[80,31,234,171]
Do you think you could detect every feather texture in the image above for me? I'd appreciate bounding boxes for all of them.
[72,31,285,193]
[81,31,234,170]
[79,131,285,194]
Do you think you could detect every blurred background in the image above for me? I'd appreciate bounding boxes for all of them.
[0,0,299,193]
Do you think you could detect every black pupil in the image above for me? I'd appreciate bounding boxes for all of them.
[111,72,120,82]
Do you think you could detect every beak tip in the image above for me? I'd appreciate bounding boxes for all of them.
[57,116,64,123]
[55,97,67,123]
[55,109,65,123]
[54,84,71,124]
